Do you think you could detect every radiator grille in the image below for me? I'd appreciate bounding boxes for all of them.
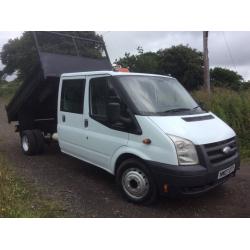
[204,137,237,166]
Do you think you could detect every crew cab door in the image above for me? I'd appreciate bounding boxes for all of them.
[84,75,129,172]
[57,76,88,158]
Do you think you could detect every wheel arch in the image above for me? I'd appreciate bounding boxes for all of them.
[111,147,151,175]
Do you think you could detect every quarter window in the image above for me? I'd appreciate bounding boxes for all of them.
[60,79,85,114]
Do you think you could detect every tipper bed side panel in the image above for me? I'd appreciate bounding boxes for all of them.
[5,32,113,126]
[6,65,44,123]
[40,52,112,77]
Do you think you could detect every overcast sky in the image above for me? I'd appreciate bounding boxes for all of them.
[1,31,250,80]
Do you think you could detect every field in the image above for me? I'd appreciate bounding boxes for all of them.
[0,153,68,217]
[193,87,250,159]
[0,80,20,102]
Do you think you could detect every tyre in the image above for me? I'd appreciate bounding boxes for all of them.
[18,112,34,131]
[116,158,158,204]
[21,130,37,155]
[33,129,45,154]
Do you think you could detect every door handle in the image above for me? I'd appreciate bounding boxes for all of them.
[84,119,88,128]
[62,115,66,122]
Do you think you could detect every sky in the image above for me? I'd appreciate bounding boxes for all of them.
[1,31,250,81]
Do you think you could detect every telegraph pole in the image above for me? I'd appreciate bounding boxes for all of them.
[203,31,211,96]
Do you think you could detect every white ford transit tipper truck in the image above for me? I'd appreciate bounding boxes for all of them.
[6,32,240,204]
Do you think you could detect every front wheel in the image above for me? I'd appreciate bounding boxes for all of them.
[116,159,158,204]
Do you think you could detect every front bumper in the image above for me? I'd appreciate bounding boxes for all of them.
[146,153,240,196]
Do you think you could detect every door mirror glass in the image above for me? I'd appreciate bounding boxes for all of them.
[107,102,120,123]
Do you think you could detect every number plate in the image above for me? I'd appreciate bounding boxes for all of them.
[218,164,235,179]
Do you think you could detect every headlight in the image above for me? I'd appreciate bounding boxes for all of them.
[168,135,199,165]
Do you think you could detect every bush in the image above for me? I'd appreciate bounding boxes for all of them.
[210,67,243,90]
[193,87,250,158]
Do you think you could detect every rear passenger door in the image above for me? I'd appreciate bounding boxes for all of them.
[58,77,88,158]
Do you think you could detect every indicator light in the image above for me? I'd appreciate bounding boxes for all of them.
[143,138,151,145]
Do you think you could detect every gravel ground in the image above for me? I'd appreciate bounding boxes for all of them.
[0,98,250,217]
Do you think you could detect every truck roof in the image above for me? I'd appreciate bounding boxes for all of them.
[61,71,174,78]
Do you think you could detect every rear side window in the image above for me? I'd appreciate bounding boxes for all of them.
[60,79,85,114]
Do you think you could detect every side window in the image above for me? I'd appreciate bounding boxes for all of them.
[90,77,121,119]
[60,79,85,114]
[89,76,140,134]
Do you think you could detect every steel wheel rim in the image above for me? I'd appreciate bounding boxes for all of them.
[122,168,149,200]
[22,135,29,152]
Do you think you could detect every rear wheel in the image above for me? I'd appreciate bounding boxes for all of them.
[21,130,37,155]
[116,158,158,204]
[33,129,45,154]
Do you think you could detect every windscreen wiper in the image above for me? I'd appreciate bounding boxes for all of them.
[161,108,192,113]
[192,105,201,110]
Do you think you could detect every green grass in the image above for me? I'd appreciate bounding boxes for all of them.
[193,87,250,159]
[0,154,68,218]
[0,81,20,102]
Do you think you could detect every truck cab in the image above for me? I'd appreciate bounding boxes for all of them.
[52,71,239,203]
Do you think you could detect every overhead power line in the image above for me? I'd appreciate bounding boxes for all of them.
[222,32,237,72]
[100,31,111,36]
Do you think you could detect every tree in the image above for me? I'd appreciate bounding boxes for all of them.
[115,47,161,74]
[0,70,8,84]
[210,67,243,90]
[115,52,137,71]
[134,52,161,74]
[157,45,203,90]
[241,81,250,90]
[0,31,104,80]
[1,32,39,80]
[116,45,204,90]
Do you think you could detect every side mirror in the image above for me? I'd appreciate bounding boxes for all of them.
[107,102,120,123]
[197,101,208,111]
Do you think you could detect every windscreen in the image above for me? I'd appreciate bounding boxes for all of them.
[117,75,198,115]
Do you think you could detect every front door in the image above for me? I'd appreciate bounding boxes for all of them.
[57,77,88,159]
[84,75,129,172]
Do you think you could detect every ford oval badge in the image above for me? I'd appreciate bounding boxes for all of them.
[222,146,231,155]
